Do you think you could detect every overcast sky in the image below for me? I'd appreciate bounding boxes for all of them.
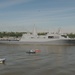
[0,0,75,33]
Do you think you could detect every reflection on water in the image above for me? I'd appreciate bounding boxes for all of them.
[0,44,75,75]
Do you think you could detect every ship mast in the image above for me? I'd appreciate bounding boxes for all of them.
[33,24,37,37]
[57,28,61,34]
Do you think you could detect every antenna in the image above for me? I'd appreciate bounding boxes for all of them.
[33,24,37,36]
[57,27,61,34]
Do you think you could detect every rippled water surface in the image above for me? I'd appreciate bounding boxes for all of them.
[0,44,75,75]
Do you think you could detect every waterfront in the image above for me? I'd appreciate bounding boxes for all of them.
[0,44,75,75]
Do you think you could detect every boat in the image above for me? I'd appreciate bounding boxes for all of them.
[0,58,6,64]
[26,49,41,54]
[0,27,75,45]
[26,50,36,54]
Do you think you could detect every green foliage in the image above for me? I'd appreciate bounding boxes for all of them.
[0,32,23,38]
[67,33,75,38]
[0,32,75,38]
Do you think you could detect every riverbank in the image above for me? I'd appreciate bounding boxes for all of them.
[0,37,20,41]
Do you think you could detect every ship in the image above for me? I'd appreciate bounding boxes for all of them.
[0,27,75,45]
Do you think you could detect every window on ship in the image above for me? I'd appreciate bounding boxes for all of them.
[61,35,67,38]
[48,36,54,38]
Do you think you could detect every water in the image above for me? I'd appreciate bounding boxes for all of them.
[0,44,75,75]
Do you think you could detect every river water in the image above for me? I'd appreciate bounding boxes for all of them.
[0,44,75,75]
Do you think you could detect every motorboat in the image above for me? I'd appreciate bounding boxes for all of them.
[0,58,6,64]
[26,49,41,54]
[26,50,36,54]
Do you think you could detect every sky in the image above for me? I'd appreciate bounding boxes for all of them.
[0,0,75,33]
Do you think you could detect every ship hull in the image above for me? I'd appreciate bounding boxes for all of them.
[0,39,75,45]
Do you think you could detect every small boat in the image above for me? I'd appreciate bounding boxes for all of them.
[35,49,41,52]
[26,50,36,54]
[26,49,41,54]
[0,58,6,64]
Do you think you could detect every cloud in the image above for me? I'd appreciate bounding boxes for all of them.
[0,0,34,8]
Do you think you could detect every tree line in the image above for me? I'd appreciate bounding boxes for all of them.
[0,32,75,38]
[0,32,27,38]
[67,33,75,38]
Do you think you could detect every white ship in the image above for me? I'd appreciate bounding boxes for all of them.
[0,27,75,45]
